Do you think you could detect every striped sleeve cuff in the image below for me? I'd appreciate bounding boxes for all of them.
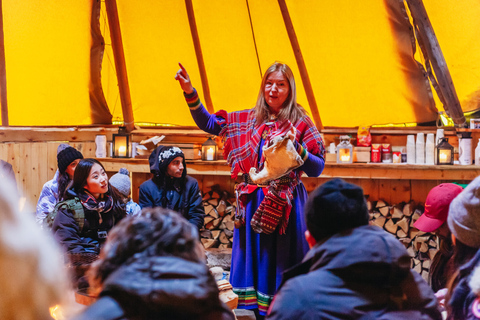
[184,88,201,110]
[296,143,309,161]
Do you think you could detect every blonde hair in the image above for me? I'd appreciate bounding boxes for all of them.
[254,62,306,124]
[0,169,70,320]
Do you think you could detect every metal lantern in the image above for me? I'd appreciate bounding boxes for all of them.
[336,135,353,164]
[112,127,131,158]
[202,137,218,161]
[436,137,454,165]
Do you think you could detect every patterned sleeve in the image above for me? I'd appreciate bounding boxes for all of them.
[184,89,226,135]
[294,115,326,177]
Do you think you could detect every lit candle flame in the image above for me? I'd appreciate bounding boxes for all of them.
[49,305,64,320]
[340,154,350,162]
[439,152,447,162]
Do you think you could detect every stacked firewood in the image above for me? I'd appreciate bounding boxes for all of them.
[200,187,236,249]
[369,200,438,281]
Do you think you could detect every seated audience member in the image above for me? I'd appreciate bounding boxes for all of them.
[51,159,126,254]
[138,146,204,230]
[36,144,83,224]
[71,208,235,320]
[445,176,480,320]
[109,168,141,216]
[413,183,463,302]
[266,178,441,320]
[0,166,70,320]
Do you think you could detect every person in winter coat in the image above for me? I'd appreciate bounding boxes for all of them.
[445,175,480,320]
[36,144,83,224]
[138,145,204,230]
[71,207,235,320]
[109,167,141,216]
[51,158,126,254]
[448,249,480,320]
[412,183,463,310]
[266,178,442,320]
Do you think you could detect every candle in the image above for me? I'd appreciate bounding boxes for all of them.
[439,151,448,163]
[118,145,127,157]
[206,147,214,161]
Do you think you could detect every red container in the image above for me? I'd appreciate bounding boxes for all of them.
[381,144,392,163]
[371,144,382,163]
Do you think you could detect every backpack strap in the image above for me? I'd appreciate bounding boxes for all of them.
[69,197,85,233]
[44,197,85,232]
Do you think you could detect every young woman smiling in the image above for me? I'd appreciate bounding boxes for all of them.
[52,158,126,254]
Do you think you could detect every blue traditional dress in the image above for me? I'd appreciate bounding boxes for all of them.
[185,89,325,315]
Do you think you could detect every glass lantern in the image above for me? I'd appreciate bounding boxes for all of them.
[436,137,454,165]
[113,126,130,158]
[336,135,353,164]
[202,137,218,161]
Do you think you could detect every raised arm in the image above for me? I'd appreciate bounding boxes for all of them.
[175,63,223,135]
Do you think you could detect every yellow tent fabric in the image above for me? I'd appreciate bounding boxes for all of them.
[3,0,111,126]
[2,0,480,127]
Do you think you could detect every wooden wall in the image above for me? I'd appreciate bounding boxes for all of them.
[0,126,477,215]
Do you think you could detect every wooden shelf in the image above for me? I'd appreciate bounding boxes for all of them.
[98,158,480,181]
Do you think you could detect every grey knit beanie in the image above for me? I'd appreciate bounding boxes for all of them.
[109,168,131,197]
[448,176,480,248]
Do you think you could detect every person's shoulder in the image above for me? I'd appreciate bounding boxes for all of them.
[185,175,199,184]
[139,178,156,189]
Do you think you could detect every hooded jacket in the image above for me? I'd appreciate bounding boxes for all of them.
[70,255,235,320]
[266,225,442,320]
[138,146,204,230]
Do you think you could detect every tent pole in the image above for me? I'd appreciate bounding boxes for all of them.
[105,0,134,133]
[405,0,466,128]
[0,0,8,126]
[277,0,323,131]
[185,0,214,114]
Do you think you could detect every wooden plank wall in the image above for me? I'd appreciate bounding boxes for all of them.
[0,140,470,213]
[0,142,96,212]
[0,126,474,214]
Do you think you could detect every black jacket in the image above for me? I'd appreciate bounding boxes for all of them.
[138,176,204,230]
[70,256,235,320]
[448,248,480,320]
[266,225,442,320]
[52,189,124,254]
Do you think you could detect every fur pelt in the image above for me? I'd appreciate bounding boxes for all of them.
[0,167,71,320]
[469,264,480,295]
[249,128,304,185]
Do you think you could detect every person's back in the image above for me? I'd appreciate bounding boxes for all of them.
[266,178,441,320]
[71,207,234,320]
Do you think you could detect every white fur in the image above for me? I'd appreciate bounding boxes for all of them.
[0,168,71,319]
[249,128,304,185]
[469,264,480,295]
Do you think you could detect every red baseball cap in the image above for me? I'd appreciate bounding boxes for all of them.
[413,183,463,232]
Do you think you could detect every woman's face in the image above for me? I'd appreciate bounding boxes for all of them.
[65,159,80,179]
[264,71,290,114]
[84,163,108,198]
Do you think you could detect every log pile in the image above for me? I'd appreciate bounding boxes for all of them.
[200,186,236,249]
[369,200,438,281]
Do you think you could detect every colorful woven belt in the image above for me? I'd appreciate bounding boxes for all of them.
[243,174,294,186]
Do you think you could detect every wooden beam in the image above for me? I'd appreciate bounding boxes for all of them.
[405,0,466,128]
[0,0,8,126]
[277,0,323,130]
[105,0,135,133]
[185,0,215,114]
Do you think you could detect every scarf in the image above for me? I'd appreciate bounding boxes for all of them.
[216,108,325,234]
[79,190,113,224]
